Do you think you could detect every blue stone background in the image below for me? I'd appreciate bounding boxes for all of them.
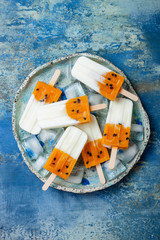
[0,0,160,239]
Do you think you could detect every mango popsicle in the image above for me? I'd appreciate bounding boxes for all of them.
[19,70,62,134]
[77,115,110,184]
[42,126,87,191]
[37,95,106,129]
[102,98,133,169]
[71,56,138,102]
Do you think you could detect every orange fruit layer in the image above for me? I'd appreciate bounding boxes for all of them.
[33,81,62,103]
[66,95,91,123]
[98,71,124,101]
[102,123,130,149]
[43,148,77,180]
[82,139,110,168]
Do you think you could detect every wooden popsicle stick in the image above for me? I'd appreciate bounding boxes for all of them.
[49,69,61,86]
[42,173,57,191]
[96,164,106,184]
[109,147,118,170]
[90,103,107,112]
[119,88,138,102]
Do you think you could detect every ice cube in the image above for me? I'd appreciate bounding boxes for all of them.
[117,141,139,163]
[102,159,126,181]
[22,136,43,160]
[103,158,119,169]
[130,131,144,142]
[131,124,143,132]
[32,155,47,172]
[38,128,64,154]
[38,130,57,143]
[130,123,144,141]
[64,82,85,99]
[88,93,104,105]
[19,128,32,140]
[121,81,129,90]
[39,168,50,177]
[67,167,84,184]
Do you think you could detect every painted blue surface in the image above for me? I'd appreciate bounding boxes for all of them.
[0,0,160,239]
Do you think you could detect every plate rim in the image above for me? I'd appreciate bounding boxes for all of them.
[12,52,150,193]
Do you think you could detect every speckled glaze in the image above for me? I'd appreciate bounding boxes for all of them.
[12,53,150,193]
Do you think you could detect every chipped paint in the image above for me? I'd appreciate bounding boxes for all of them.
[0,0,160,239]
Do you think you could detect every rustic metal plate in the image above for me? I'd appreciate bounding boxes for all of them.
[12,53,150,193]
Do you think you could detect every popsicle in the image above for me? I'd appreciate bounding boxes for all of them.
[19,69,62,134]
[42,126,87,191]
[37,95,107,129]
[102,98,133,169]
[71,56,138,101]
[77,115,110,184]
